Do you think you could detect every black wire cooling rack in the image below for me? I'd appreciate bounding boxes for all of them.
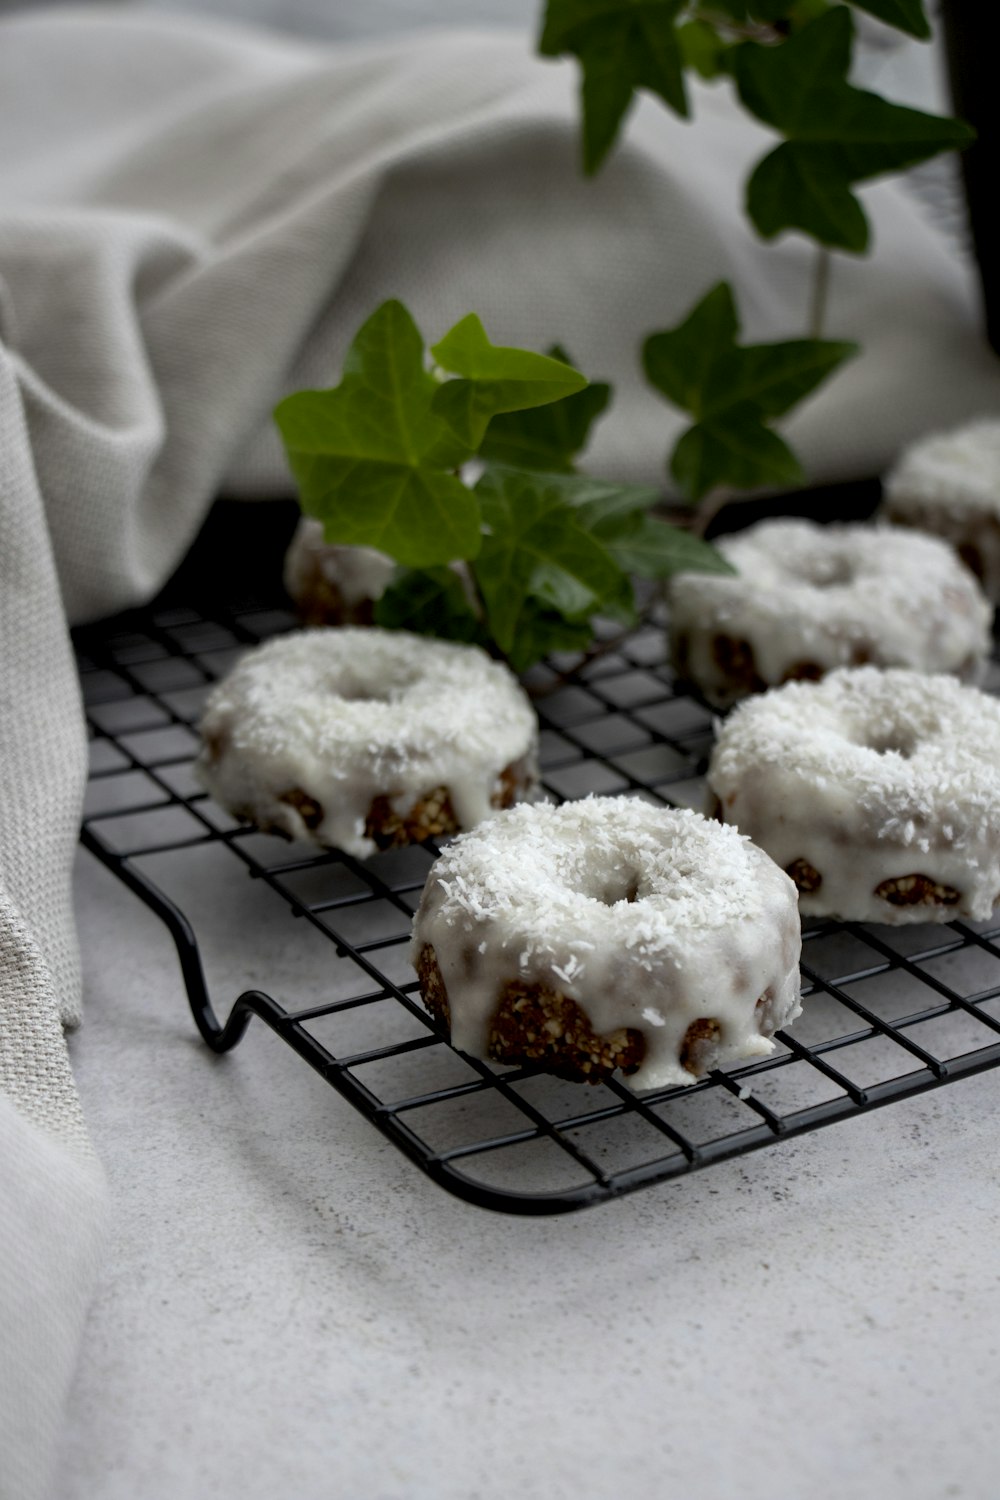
[75,598,1000,1216]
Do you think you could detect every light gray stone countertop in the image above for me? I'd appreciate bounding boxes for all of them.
[55,843,1000,1500]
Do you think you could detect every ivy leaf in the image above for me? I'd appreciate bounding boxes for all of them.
[593,511,738,577]
[677,20,732,80]
[734,7,974,251]
[479,346,611,472]
[644,281,857,499]
[848,0,929,40]
[538,0,689,174]
[430,316,588,450]
[373,567,488,646]
[274,300,480,568]
[670,409,805,496]
[501,604,596,672]
[474,467,632,661]
[550,473,663,528]
[503,467,736,579]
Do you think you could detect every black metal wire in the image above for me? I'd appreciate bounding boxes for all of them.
[75,600,1000,1216]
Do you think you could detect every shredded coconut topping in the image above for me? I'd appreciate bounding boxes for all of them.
[881,418,1000,601]
[708,666,1000,923]
[196,628,538,857]
[667,519,990,706]
[283,518,395,612]
[411,797,802,1091]
[884,418,1000,521]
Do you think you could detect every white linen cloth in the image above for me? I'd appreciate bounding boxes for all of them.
[1,8,999,1497]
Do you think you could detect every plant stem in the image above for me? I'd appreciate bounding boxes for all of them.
[695,5,784,44]
[809,246,832,339]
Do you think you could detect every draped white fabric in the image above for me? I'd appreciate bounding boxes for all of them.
[1,9,998,1496]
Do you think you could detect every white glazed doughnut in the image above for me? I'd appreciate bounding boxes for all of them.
[667,519,990,708]
[196,628,539,858]
[881,418,1000,601]
[708,666,1000,924]
[283,517,395,625]
[411,797,802,1091]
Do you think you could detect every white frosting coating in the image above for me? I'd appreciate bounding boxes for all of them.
[196,628,539,858]
[283,517,395,613]
[411,798,802,1091]
[667,519,991,707]
[881,418,1000,600]
[708,666,1000,924]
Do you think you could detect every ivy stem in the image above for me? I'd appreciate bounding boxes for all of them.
[809,246,832,339]
[695,5,784,44]
[463,559,518,673]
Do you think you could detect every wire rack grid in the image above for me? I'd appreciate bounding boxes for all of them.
[75,599,1000,1216]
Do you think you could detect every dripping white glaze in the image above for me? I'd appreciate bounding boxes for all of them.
[881,417,1000,601]
[708,666,1000,924]
[196,628,538,858]
[283,518,396,612]
[667,520,991,707]
[411,797,803,1092]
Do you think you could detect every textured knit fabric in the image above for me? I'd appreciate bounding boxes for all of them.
[1,8,999,1498]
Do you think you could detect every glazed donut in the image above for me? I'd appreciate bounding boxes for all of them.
[667,518,990,708]
[881,418,1000,601]
[196,628,538,858]
[283,517,395,626]
[411,797,802,1090]
[708,666,1000,924]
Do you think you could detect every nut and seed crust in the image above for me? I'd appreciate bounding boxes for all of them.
[417,945,776,1086]
[781,660,824,683]
[279,787,325,831]
[712,634,766,697]
[363,757,531,852]
[754,987,780,1038]
[417,943,453,1029]
[417,944,645,1084]
[786,857,823,895]
[874,872,962,907]
[202,725,229,764]
[365,785,460,851]
[678,1017,721,1074]
[228,757,530,850]
[706,794,725,824]
[289,556,376,627]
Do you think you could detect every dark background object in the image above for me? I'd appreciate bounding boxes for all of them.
[941,0,1000,355]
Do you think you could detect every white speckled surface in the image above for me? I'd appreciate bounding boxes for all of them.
[56,846,1000,1500]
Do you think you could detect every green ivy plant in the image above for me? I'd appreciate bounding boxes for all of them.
[540,0,974,494]
[276,299,741,671]
[275,1,974,671]
[644,281,858,498]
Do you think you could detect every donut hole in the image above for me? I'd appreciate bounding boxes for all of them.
[329,663,422,703]
[594,871,642,906]
[333,682,396,704]
[797,555,856,588]
[865,728,918,759]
